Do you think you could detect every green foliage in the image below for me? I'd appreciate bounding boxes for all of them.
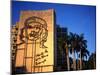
[56,26,96,71]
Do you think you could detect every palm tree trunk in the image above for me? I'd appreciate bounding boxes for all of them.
[72,48,76,70]
[66,48,70,71]
[76,52,79,70]
[67,55,70,71]
[94,60,96,69]
[80,49,82,70]
[93,55,96,69]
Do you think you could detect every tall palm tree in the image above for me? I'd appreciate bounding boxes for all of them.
[74,34,80,70]
[69,32,77,70]
[64,35,72,71]
[64,41,70,71]
[88,51,96,69]
[77,34,89,70]
[80,46,89,69]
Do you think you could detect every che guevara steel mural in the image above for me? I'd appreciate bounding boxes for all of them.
[19,16,48,48]
[20,16,49,72]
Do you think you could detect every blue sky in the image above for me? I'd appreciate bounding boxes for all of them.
[12,1,96,54]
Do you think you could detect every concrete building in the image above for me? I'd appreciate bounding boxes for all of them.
[11,9,55,73]
[55,25,68,71]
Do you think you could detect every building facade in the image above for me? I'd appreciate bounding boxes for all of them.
[11,9,55,74]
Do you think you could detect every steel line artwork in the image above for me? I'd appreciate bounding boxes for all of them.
[19,16,48,48]
[19,16,49,73]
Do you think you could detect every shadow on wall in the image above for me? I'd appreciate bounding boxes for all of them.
[12,66,27,74]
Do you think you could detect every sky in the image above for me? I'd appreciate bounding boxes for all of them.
[11,1,96,55]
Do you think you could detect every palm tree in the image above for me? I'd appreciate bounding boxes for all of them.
[64,34,72,71]
[77,34,89,70]
[80,46,89,69]
[88,51,96,69]
[64,42,70,71]
[68,32,78,70]
[74,34,80,70]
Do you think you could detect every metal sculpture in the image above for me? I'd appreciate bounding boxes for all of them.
[19,16,48,48]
